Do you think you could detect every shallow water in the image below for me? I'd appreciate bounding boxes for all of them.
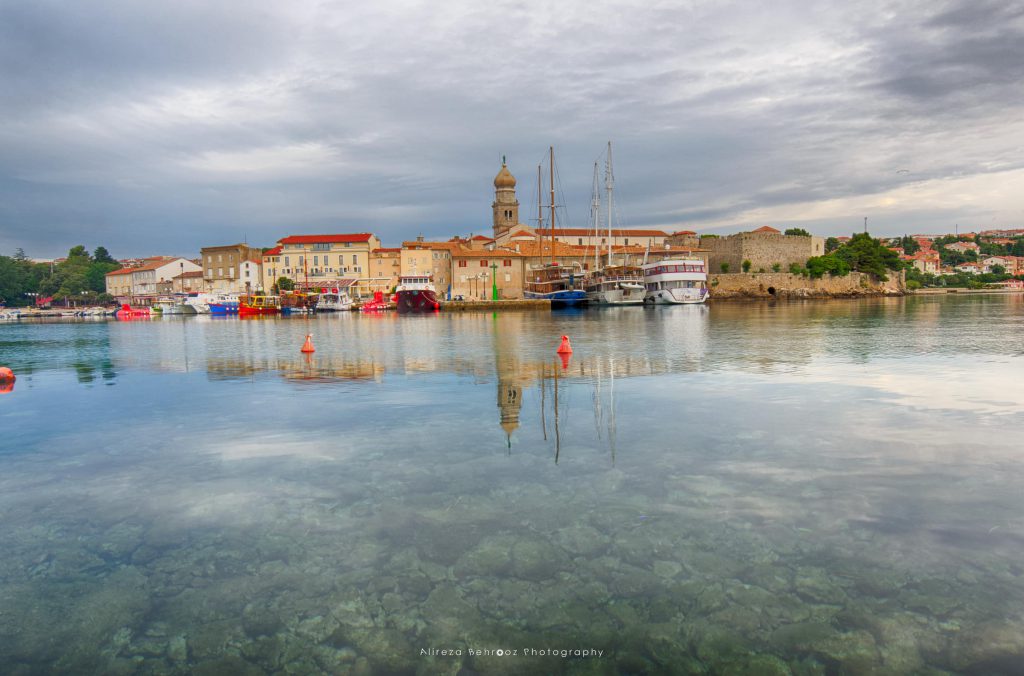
[1,295,1023,675]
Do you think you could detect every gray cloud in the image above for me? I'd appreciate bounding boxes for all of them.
[1,0,1023,257]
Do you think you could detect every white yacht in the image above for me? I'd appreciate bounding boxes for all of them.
[317,290,354,312]
[642,258,709,304]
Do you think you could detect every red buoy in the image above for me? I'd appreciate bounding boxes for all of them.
[556,335,572,354]
[301,334,315,353]
[0,366,14,394]
[0,366,14,381]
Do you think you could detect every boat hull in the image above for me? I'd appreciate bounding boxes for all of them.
[396,289,439,314]
[238,305,280,316]
[586,288,645,305]
[645,289,709,305]
[208,303,239,314]
[525,290,588,307]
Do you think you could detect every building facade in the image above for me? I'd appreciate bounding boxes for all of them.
[201,244,263,293]
[270,233,382,295]
[369,248,402,292]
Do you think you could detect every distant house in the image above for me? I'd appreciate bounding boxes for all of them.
[946,241,980,254]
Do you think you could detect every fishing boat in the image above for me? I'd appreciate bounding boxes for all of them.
[238,294,281,315]
[156,297,198,315]
[585,143,645,305]
[642,258,709,304]
[317,288,354,312]
[523,146,587,307]
[395,275,439,313]
[207,294,240,314]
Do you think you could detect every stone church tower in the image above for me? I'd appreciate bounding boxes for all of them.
[492,157,519,240]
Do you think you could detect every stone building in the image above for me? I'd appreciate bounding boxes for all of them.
[701,226,824,273]
[200,244,263,294]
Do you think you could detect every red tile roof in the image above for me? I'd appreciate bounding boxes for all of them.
[263,246,282,256]
[278,234,374,245]
[105,268,134,276]
[373,247,402,253]
[751,226,781,234]
[471,235,494,241]
[174,270,204,278]
[550,228,669,237]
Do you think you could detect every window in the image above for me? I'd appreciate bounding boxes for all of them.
[313,256,318,266]
[217,268,222,276]
[504,273,511,283]
[228,268,234,277]
[352,254,358,264]
[578,238,583,245]
[354,266,362,273]
[480,260,487,267]
[206,269,212,277]
[298,256,303,265]
[345,242,351,248]
[458,260,467,267]
[218,254,222,262]
[625,238,629,245]
[503,259,511,267]
[284,256,290,266]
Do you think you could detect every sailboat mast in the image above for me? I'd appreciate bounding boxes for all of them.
[536,164,543,255]
[591,162,601,273]
[549,146,556,266]
[606,141,614,267]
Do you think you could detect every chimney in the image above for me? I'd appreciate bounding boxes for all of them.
[416,235,424,242]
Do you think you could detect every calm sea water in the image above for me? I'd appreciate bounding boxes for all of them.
[1,295,1023,675]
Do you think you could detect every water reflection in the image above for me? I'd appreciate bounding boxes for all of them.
[1,295,1023,674]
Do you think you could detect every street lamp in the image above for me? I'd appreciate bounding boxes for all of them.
[490,261,499,300]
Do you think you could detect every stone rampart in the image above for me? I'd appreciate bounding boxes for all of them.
[702,233,825,273]
[709,271,905,300]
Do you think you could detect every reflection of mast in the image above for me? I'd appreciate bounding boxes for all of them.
[540,363,548,441]
[609,356,617,465]
[553,360,561,463]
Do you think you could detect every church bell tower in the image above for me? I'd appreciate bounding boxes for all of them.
[492,157,519,240]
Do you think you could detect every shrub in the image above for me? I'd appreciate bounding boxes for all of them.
[771,263,782,272]
[906,280,922,290]
[720,262,730,273]
[741,259,752,273]
[806,254,851,279]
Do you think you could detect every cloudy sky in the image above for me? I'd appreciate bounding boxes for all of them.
[1,0,1023,258]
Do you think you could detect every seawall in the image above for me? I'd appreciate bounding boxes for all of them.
[440,299,552,312]
[708,271,905,301]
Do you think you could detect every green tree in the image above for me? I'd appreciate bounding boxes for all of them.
[720,262,730,273]
[833,232,901,280]
[771,262,782,272]
[825,237,840,252]
[276,276,295,291]
[92,246,116,264]
[784,228,811,237]
[806,254,851,278]
[991,264,1006,275]
[741,259,752,273]
[899,235,920,255]
[1012,238,1024,256]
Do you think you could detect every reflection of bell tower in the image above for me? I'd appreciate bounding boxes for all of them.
[492,157,519,240]
[498,381,522,446]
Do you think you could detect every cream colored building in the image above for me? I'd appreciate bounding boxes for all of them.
[104,268,133,297]
[270,233,381,295]
[105,257,201,301]
[401,239,454,295]
[369,248,402,292]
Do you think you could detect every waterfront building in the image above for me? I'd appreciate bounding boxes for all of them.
[401,239,456,296]
[200,244,263,294]
[369,248,402,292]
[105,257,201,302]
[901,250,941,274]
[701,226,825,273]
[450,246,526,300]
[171,270,205,293]
[270,233,382,296]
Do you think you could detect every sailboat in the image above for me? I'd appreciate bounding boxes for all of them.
[523,146,588,307]
[584,142,645,305]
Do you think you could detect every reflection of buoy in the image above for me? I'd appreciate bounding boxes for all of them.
[556,335,572,353]
[301,334,315,353]
[558,351,571,370]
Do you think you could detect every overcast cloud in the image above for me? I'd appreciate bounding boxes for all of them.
[1,0,1023,257]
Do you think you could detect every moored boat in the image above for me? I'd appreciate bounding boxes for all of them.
[395,276,439,313]
[524,264,587,306]
[317,289,354,312]
[586,265,646,305]
[280,291,317,315]
[238,295,281,315]
[642,258,709,304]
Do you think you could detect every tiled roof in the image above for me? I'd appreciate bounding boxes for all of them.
[105,268,134,276]
[471,235,494,241]
[673,230,697,235]
[263,246,282,256]
[751,226,781,234]
[174,270,204,278]
[550,227,669,237]
[278,233,374,244]
[372,247,402,253]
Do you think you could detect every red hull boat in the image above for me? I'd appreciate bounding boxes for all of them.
[238,295,281,315]
[395,275,439,314]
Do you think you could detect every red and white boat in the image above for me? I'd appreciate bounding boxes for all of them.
[115,304,152,320]
[395,275,439,314]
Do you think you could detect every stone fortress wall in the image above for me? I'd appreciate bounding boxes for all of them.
[709,270,906,299]
[702,232,825,272]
